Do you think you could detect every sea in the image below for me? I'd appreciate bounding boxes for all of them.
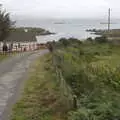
[15,18,120,43]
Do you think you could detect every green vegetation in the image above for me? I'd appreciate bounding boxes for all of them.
[94,36,108,43]
[0,5,13,41]
[0,54,8,61]
[11,37,120,120]
[49,38,120,120]
[0,52,19,62]
[11,54,70,120]
[10,27,55,36]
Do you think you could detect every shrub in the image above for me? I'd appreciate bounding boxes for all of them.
[68,38,82,45]
[59,38,70,47]
[86,37,93,42]
[95,36,108,43]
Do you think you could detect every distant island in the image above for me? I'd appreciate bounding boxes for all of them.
[54,21,66,24]
[54,21,73,25]
[100,22,117,24]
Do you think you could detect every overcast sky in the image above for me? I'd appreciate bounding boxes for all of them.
[0,0,120,19]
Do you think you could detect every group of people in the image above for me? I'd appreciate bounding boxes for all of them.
[1,43,36,53]
[2,43,27,53]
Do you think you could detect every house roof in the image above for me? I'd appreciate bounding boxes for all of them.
[4,31,37,42]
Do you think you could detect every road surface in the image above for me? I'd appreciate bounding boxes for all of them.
[0,50,48,120]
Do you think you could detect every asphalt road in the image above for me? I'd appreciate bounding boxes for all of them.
[0,50,48,120]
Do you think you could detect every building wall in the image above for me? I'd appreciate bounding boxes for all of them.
[0,42,38,52]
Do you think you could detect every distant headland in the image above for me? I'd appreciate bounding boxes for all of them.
[10,27,56,36]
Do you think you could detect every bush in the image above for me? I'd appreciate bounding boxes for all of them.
[59,38,70,47]
[58,37,82,47]
[68,38,82,45]
[68,103,120,120]
[86,37,93,42]
[95,36,108,43]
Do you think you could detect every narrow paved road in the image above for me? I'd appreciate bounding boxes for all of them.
[0,50,48,120]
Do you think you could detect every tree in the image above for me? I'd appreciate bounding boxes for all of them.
[59,38,69,47]
[0,5,13,42]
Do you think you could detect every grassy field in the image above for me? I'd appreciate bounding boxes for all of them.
[11,54,70,120]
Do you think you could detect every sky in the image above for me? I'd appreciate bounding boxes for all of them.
[0,0,120,19]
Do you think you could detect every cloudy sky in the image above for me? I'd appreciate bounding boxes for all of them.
[0,0,119,19]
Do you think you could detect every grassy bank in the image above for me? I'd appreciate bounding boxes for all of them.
[49,38,120,120]
[11,54,70,120]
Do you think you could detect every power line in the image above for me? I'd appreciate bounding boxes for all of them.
[108,8,111,31]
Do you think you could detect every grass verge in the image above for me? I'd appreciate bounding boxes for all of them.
[0,54,8,61]
[11,54,69,120]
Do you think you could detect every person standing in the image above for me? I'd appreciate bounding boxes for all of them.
[8,43,13,53]
[2,42,8,54]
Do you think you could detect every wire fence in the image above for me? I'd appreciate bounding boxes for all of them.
[52,51,77,109]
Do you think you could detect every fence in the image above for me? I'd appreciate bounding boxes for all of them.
[52,51,77,109]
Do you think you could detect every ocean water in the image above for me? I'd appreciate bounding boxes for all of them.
[15,18,120,43]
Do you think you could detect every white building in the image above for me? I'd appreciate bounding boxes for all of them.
[0,31,38,52]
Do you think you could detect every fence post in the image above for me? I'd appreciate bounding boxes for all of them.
[73,95,77,109]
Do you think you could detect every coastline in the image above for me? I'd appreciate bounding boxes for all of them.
[86,29,120,37]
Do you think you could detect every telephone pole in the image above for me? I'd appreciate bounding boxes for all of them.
[108,8,111,31]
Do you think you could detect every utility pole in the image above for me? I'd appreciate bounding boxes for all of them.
[108,8,111,31]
